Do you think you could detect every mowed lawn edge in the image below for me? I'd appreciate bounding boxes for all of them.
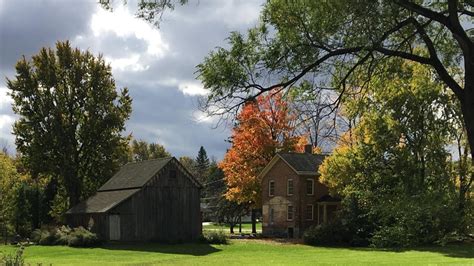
[0,240,473,265]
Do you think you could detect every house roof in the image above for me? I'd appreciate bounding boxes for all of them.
[98,158,173,191]
[258,152,326,179]
[278,153,326,174]
[66,189,140,214]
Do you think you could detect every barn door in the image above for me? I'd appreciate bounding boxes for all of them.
[109,214,121,241]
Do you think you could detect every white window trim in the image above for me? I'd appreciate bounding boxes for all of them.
[306,204,314,221]
[307,178,314,195]
[287,179,293,196]
[287,205,294,221]
[269,180,275,197]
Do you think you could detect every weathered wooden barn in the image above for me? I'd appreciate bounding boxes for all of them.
[66,157,202,242]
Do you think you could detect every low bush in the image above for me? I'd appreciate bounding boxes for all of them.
[37,229,57,246]
[55,226,72,245]
[67,227,100,247]
[200,230,228,244]
[31,226,100,247]
[303,221,351,246]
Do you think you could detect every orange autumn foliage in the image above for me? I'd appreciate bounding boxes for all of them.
[219,92,306,207]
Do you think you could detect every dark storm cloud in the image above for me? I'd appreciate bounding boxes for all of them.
[116,80,229,159]
[0,0,264,159]
[0,0,96,76]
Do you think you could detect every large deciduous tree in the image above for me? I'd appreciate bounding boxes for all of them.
[219,92,304,208]
[319,60,460,246]
[0,152,19,235]
[7,41,132,208]
[128,139,171,162]
[197,0,473,214]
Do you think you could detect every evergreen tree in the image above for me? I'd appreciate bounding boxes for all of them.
[195,146,210,185]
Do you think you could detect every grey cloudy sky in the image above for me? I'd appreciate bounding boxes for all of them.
[0,0,265,159]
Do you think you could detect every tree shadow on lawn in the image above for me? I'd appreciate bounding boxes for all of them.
[402,243,474,259]
[331,243,474,259]
[100,242,221,256]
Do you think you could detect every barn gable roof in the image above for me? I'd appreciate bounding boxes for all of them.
[99,158,173,191]
[67,157,201,214]
[66,189,140,214]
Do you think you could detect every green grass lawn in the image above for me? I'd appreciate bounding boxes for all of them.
[1,240,472,265]
[203,222,262,233]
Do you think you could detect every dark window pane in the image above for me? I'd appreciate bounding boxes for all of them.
[287,205,293,220]
[306,179,314,195]
[269,181,275,196]
[287,179,293,195]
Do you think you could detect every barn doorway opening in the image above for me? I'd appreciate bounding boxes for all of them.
[109,214,121,240]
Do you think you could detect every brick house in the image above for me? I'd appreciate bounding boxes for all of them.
[260,146,340,238]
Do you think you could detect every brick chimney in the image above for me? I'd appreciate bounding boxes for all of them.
[304,144,312,154]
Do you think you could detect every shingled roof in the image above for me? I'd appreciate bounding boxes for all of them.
[99,158,173,191]
[258,152,326,178]
[278,153,326,174]
[66,189,140,214]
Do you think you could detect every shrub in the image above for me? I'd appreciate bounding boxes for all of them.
[200,230,228,244]
[37,229,58,246]
[67,227,100,247]
[1,244,25,266]
[31,226,100,247]
[370,225,410,248]
[55,225,72,245]
[303,221,351,246]
[30,229,42,243]
[369,197,461,248]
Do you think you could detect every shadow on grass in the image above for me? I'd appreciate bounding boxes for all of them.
[401,243,474,259]
[100,242,221,256]
[309,243,474,259]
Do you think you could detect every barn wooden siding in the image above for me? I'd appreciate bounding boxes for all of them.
[67,213,108,239]
[111,161,201,242]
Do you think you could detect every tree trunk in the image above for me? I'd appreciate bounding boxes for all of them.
[67,176,81,208]
[230,224,234,234]
[33,181,40,229]
[251,209,256,234]
[459,86,474,220]
[239,216,242,233]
